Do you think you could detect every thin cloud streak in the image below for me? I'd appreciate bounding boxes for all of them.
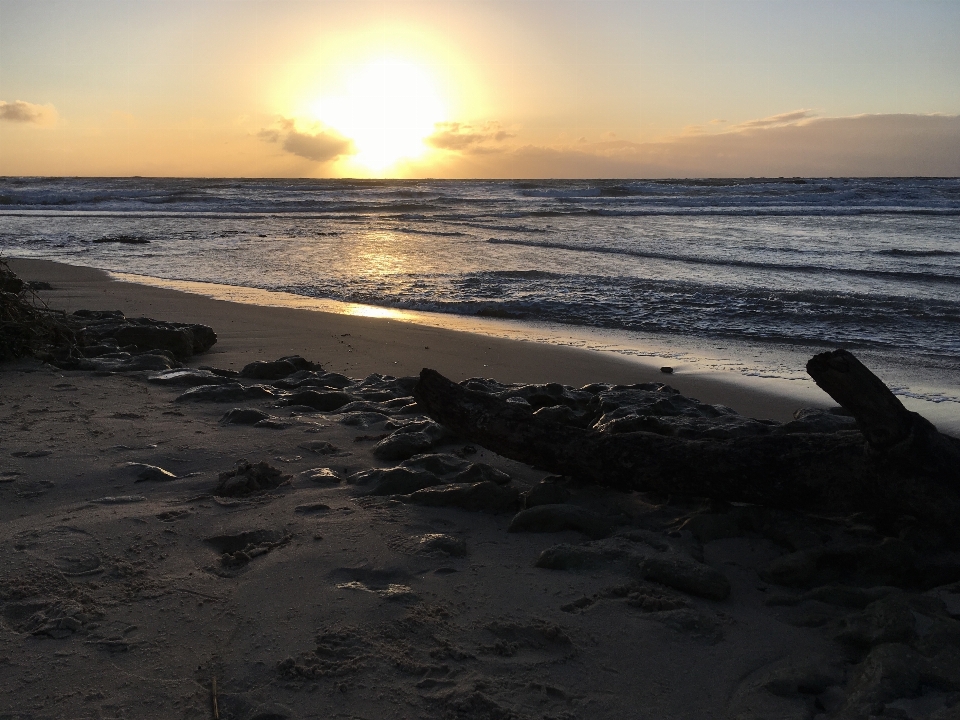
[733,109,816,130]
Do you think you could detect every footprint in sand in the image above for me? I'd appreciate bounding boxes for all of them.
[15,526,102,576]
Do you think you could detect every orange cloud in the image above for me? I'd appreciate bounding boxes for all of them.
[426,121,514,154]
[259,118,354,163]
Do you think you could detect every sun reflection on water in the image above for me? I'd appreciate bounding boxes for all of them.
[343,303,412,319]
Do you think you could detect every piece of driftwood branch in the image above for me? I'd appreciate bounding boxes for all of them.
[413,352,960,532]
[807,349,960,478]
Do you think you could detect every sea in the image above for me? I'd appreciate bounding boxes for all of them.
[1,176,958,428]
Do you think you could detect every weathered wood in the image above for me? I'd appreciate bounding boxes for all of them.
[807,349,919,448]
[413,361,960,533]
[807,349,960,477]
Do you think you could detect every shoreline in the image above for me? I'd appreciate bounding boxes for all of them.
[7,257,836,424]
[7,256,959,433]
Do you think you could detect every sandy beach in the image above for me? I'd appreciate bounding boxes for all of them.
[2,258,959,720]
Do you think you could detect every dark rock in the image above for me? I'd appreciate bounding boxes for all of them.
[523,478,570,508]
[215,461,290,497]
[78,353,181,372]
[638,554,731,601]
[240,355,320,379]
[660,366,674,374]
[335,401,396,415]
[73,312,215,358]
[532,404,584,425]
[239,359,299,380]
[355,467,444,496]
[220,408,271,425]
[148,369,233,387]
[834,595,917,648]
[727,655,846,720]
[508,504,615,539]
[253,419,288,429]
[775,407,858,434]
[297,467,342,484]
[404,481,521,514]
[802,585,897,609]
[204,529,290,568]
[416,533,467,557]
[841,643,923,711]
[187,324,217,354]
[760,658,846,698]
[198,365,239,378]
[372,431,437,461]
[204,529,286,553]
[111,325,194,360]
[338,411,390,427]
[282,390,352,411]
[761,550,822,588]
[761,538,918,590]
[682,512,745,543]
[450,463,511,485]
[401,453,470,476]
[0,275,25,293]
[373,421,452,461]
[858,538,917,587]
[535,543,626,571]
[298,441,340,455]
[176,383,275,403]
[274,372,353,390]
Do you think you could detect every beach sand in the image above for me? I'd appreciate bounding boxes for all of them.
[2,259,958,720]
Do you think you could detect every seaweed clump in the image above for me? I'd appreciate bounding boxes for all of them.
[0,256,78,362]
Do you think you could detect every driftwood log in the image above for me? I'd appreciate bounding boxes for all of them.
[413,350,960,533]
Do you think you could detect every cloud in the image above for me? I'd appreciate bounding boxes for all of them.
[426,121,515,153]
[259,118,354,163]
[733,109,816,130]
[416,113,960,178]
[0,100,58,125]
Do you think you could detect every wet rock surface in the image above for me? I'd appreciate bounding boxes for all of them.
[53,309,217,366]
[215,460,291,497]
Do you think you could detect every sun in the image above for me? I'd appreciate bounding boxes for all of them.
[311,55,446,174]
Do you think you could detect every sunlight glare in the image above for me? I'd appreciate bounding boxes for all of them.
[314,56,446,173]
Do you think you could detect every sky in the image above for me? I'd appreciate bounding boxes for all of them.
[1,0,958,178]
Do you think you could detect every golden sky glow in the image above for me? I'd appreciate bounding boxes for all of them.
[1,0,959,178]
[305,54,448,172]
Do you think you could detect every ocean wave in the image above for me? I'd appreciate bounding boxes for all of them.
[393,227,470,237]
[877,248,960,257]
[486,238,960,285]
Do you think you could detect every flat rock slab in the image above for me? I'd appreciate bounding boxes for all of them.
[220,408,271,425]
[148,369,233,387]
[176,383,275,403]
[508,504,616,539]
[404,481,521,514]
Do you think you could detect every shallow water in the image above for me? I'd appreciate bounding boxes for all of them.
[2,177,958,422]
